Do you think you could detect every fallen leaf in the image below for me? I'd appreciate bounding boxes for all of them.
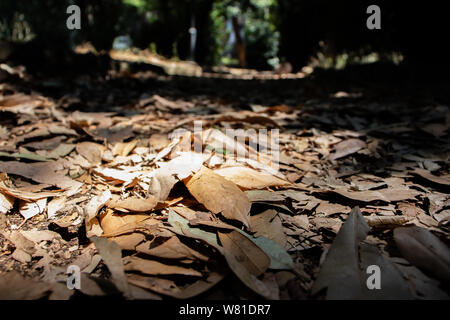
[365,215,414,229]
[0,161,82,196]
[394,226,450,283]
[47,196,67,219]
[0,191,14,214]
[252,236,294,270]
[162,152,205,176]
[123,256,202,276]
[250,209,287,247]
[45,143,76,159]
[85,190,111,237]
[76,142,103,165]
[113,140,138,157]
[0,272,52,299]
[312,207,413,299]
[167,208,222,252]
[147,167,177,201]
[127,269,225,299]
[107,195,158,213]
[214,166,291,189]
[328,138,367,160]
[411,169,450,188]
[0,151,50,162]
[109,233,146,251]
[136,236,208,261]
[218,230,275,299]
[19,198,47,220]
[99,209,159,235]
[185,167,251,228]
[94,167,140,183]
[91,236,131,299]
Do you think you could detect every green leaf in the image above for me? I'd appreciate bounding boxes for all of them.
[167,208,222,253]
[252,236,294,270]
[0,151,50,162]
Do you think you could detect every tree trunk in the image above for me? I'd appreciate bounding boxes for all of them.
[232,16,246,67]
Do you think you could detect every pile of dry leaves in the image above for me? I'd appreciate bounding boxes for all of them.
[0,67,449,300]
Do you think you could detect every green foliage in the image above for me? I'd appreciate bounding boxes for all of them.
[211,0,279,69]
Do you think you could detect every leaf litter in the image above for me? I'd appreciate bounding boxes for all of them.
[0,63,449,300]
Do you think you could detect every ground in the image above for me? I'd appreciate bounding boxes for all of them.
[0,58,449,300]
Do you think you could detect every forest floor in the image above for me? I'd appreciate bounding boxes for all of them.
[0,58,449,300]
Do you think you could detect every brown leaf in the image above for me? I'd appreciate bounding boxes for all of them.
[250,209,287,247]
[136,236,208,261]
[91,236,132,298]
[411,168,450,188]
[329,186,419,203]
[328,138,367,160]
[214,166,291,189]
[0,272,52,299]
[312,207,412,299]
[112,140,138,157]
[0,161,82,196]
[218,230,274,299]
[0,191,14,214]
[19,198,47,220]
[123,256,202,277]
[94,167,140,183]
[315,201,350,216]
[149,133,171,151]
[47,196,67,219]
[110,233,146,251]
[85,190,111,237]
[394,226,450,282]
[127,270,225,299]
[185,166,251,228]
[147,168,177,201]
[107,195,158,213]
[365,215,414,229]
[76,141,104,165]
[99,209,160,235]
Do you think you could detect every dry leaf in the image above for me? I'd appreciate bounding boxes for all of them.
[136,236,208,261]
[250,209,287,247]
[19,198,47,220]
[218,230,271,276]
[76,142,104,165]
[47,196,67,219]
[328,138,367,160]
[91,236,132,298]
[123,256,202,277]
[147,167,177,201]
[107,195,158,213]
[411,169,450,188]
[85,190,111,237]
[312,207,412,299]
[185,166,251,228]
[394,226,450,282]
[0,272,52,300]
[99,209,159,235]
[218,230,275,299]
[0,161,82,195]
[365,215,414,229]
[127,270,225,299]
[113,140,138,157]
[214,166,291,189]
[0,191,14,214]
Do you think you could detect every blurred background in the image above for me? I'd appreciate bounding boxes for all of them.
[0,0,448,77]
